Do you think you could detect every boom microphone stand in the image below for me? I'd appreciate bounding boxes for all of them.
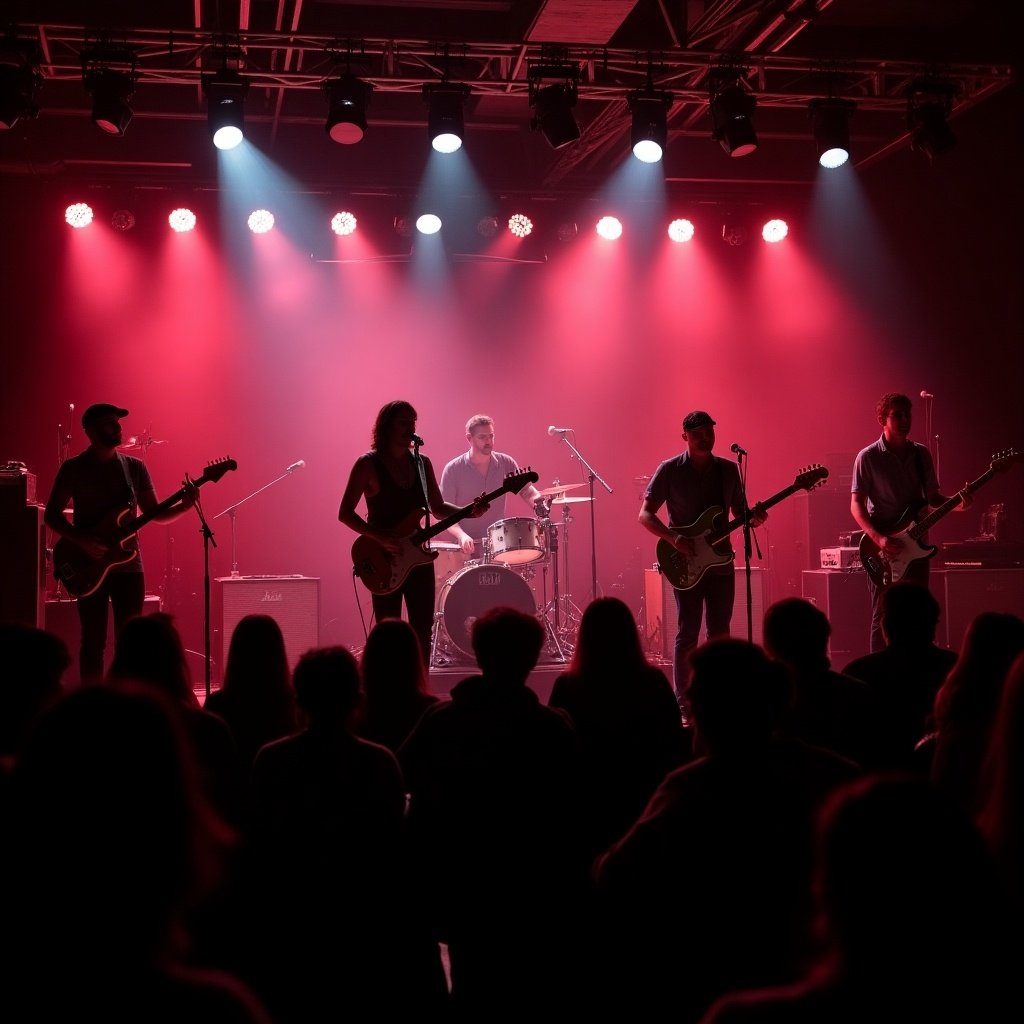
[733,445,762,643]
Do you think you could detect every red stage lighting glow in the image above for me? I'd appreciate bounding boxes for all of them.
[65,203,93,229]
[668,218,695,243]
[508,213,533,238]
[762,218,788,243]
[168,208,197,233]
[331,211,357,236]
[248,209,275,234]
[596,216,622,240]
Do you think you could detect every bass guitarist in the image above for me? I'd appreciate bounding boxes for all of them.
[43,403,197,684]
[639,410,766,703]
[851,392,970,653]
[339,399,489,660]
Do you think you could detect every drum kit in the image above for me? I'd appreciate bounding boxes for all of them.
[429,481,590,667]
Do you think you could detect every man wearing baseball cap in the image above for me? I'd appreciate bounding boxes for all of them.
[44,403,196,683]
[639,410,766,707]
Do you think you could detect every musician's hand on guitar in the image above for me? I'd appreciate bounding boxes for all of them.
[76,534,110,560]
[180,480,199,509]
[955,485,973,510]
[372,530,402,557]
[467,493,490,519]
[750,504,768,528]
[457,534,476,555]
[879,534,903,555]
[672,534,696,558]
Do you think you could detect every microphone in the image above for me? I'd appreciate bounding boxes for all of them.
[411,433,425,447]
[920,390,935,399]
[548,425,572,436]
[286,460,306,473]
[730,443,748,456]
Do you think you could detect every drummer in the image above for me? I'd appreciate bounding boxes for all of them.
[439,414,546,557]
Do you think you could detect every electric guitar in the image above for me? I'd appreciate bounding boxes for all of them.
[352,469,538,596]
[858,448,1021,589]
[53,457,238,598]
[657,465,829,590]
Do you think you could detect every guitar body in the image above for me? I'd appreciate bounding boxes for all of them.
[656,507,735,591]
[52,506,140,598]
[352,510,440,596]
[858,510,937,589]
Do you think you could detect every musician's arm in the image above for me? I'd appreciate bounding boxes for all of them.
[140,482,197,523]
[851,491,893,550]
[43,468,107,557]
[425,459,486,520]
[640,496,694,555]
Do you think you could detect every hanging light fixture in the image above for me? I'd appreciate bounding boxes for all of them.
[424,82,470,154]
[85,67,135,136]
[324,73,373,144]
[907,78,958,161]
[809,98,855,169]
[0,40,42,130]
[709,69,758,157]
[204,67,249,151]
[628,89,672,163]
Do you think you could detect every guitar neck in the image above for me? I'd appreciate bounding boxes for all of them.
[708,483,804,543]
[907,467,996,539]
[114,482,190,540]
[411,482,515,544]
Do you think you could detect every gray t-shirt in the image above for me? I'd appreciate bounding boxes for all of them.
[851,436,940,528]
[439,450,523,541]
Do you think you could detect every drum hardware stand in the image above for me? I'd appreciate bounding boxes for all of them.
[536,515,573,661]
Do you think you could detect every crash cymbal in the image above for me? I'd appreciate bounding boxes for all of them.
[550,495,594,505]
[536,482,587,496]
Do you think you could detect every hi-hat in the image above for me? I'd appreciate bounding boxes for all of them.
[536,482,587,496]
[551,495,593,504]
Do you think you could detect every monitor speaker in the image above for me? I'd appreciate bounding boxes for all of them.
[943,569,1024,652]
[0,503,45,628]
[801,569,872,669]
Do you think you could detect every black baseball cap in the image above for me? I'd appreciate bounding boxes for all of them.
[682,410,716,431]
[82,403,129,429]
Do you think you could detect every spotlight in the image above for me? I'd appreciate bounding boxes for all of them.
[721,222,746,246]
[556,221,578,243]
[530,82,580,150]
[596,216,622,240]
[0,59,41,130]
[508,214,533,238]
[809,98,855,169]
[762,218,788,243]
[424,83,470,154]
[331,211,357,236]
[111,209,135,232]
[324,74,372,145]
[907,78,957,161]
[667,218,694,243]
[709,72,757,157]
[65,203,94,229]
[169,208,196,233]
[416,213,442,235]
[85,68,135,136]
[394,216,414,237]
[248,209,274,234]
[477,216,500,238]
[628,90,672,163]
[204,68,248,151]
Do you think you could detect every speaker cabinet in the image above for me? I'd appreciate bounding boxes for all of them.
[801,570,872,669]
[943,570,1024,652]
[0,503,45,628]
[644,566,768,660]
[218,575,320,675]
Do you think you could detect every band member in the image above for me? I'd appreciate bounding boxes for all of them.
[851,392,969,653]
[43,403,197,684]
[439,414,545,557]
[639,410,766,700]
[339,400,489,659]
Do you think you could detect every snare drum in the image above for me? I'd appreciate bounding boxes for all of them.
[485,517,545,565]
[430,542,467,586]
[439,564,537,660]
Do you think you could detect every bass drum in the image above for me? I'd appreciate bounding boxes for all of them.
[439,564,537,660]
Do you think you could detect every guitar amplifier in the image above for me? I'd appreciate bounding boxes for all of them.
[0,464,36,506]
[820,547,861,569]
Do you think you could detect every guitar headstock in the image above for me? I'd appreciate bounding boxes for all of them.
[505,467,539,491]
[198,457,238,484]
[795,464,829,492]
[991,449,1022,473]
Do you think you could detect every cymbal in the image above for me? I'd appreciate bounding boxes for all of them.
[536,482,587,496]
[551,495,594,505]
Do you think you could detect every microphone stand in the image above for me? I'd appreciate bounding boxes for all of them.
[187,476,217,700]
[554,434,613,605]
[734,449,762,643]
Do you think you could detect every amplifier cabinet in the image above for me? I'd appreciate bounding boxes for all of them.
[644,566,768,661]
[218,575,320,675]
[943,570,1024,652]
[0,503,45,628]
[800,570,872,670]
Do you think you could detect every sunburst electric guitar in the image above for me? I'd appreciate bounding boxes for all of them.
[52,456,238,599]
[657,465,829,590]
[352,469,538,596]
[858,448,1021,589]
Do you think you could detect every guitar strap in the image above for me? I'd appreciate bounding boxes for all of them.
[412,451,431,525]
[116,453,138,510]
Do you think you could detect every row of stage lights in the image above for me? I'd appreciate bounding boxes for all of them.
[63,202,790,243]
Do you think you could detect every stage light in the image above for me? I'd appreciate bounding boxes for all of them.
[530,82,580,149]
[205,68,248,151]
[809,98,855,169]
[169,208,196,233]
[721,222,746,246]
[85,68,134,136]
[248,209,274,234]
[907,78,957,161]
[416,213,442,234]
[65,203,93,229]
[394,216,414,237]
[477,216,500,238]
[111,209,136,232]
[628,90,672,163]
[508,213,533,238]
[668,218,694,243]
[709,72,758,157]
[424,83,470,154]
[762,218,788,243]
[331,211,357,236]
[596,216,622,240]
[0,59,41,130]
[324,74,372,144]
[556,221,578,242]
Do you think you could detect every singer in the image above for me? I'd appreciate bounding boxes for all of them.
[339,400,489,660]
[638,409,767,703]
[439,413,544,556]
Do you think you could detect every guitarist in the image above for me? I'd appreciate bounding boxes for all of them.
[639,410,766,703]
[338,400,490,661]
[851,392,970,653]
[43,403,197,684]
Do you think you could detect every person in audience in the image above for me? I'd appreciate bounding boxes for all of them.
[594,639,860,1023]
[762,597,883,768]
[0,684,271,1022]
[358,617,440,752]
[548,596,688,856]
[204,614,296,769]
[843,582,957,769]
[700,774,1020,1023]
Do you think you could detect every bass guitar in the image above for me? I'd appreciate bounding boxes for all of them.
[657,465,829,590]
[53,457,238,598]
[352,469,538,596]
[858,448,1021,589]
